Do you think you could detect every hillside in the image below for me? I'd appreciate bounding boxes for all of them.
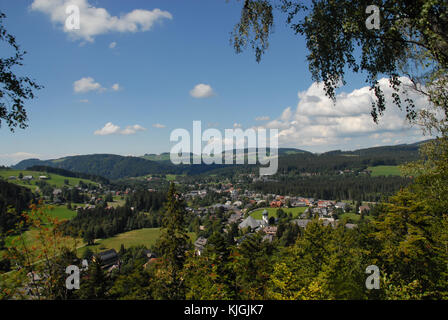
[0,169,99,190]
[11,142,428,180]
[13,154,175,180]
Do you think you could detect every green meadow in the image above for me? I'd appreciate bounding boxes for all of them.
[340,212,373,222]
[47,205,78,221]
[368,165,402,177]
[250,206,307,219]
[0,169,98,190]
[79,228,197,255]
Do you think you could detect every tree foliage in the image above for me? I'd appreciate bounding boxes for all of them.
[0,11,42,131]
[231,0,447,126]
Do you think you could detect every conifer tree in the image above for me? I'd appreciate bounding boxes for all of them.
[152,183,191,299]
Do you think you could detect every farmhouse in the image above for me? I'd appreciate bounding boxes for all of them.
[335,202,348,211]
[238,216,262,230]
[359,205,371,214]
[194,237,208,256]
[93,249,120,270]
[293,219,311,229]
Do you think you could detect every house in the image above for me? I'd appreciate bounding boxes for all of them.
[233,200,243,208]
[211,203,231,211]
[359,205,371,214]
[270,200,282,208]
[143,249,156,260]
[194,237,208,256]
[53,189,62,196]
[335,202,348,211]
[317,200,333,208]
[8,176,16,180]
[263,226,277,236]
[293,219,311,229]
[238,216,262,230]
[93,249,120,270]
[22,175,33,181]
[228,212,243,224]
[39,176,49,180]
[291,201,307,207]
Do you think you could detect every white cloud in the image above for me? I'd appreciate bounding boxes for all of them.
[257,77,430,151]
[120,124,146,135]
[233,123,242,128]
[152,123,166,128]
[94,122,146,135]
[79,99,89,103]
[190,83,215,99]
[73,77,104,93]
[109,41,116,49]
[111,83,121,91]
[255,116,270,121]
[94,122,121,135]
[30,0,173,42]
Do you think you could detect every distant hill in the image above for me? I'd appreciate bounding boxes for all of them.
[0,168,99,190]
[26,165,110,185]
[141,153,172,162]
[13,154,175,180]
[11,142,429,180]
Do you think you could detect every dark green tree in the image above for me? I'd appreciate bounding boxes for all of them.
[77,258,110,299]
[152,183,191,299]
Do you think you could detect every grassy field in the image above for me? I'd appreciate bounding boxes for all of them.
[250,207,307,219]
[47,205,78,221]
[0,169,98,190]
[79,228,197,255]
[340,212,373,222]
[368,165,402,177]
[165,174,177,181]
[108,198,126,208]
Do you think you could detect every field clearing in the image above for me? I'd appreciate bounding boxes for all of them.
[340,212,373,222]
[165,174,176,181]
[368,165,402,177]
[47,205,77,221]
[4,227,83,259]
[0,169,98,189]
[79,228,196,255]
[107,199,126,208]
[250,207,307,219]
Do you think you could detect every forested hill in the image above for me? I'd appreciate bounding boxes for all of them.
[275,141,426,175]
[13,154,174,180]
[26,165,110,185]
[11,141,429,180]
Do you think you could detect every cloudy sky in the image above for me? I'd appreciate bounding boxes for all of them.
[0,0,431,166]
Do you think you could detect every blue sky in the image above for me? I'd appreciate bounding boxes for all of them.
[0,0,429,166]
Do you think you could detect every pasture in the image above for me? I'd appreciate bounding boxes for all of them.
[250,206,307,219]
[368,165,402,177]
